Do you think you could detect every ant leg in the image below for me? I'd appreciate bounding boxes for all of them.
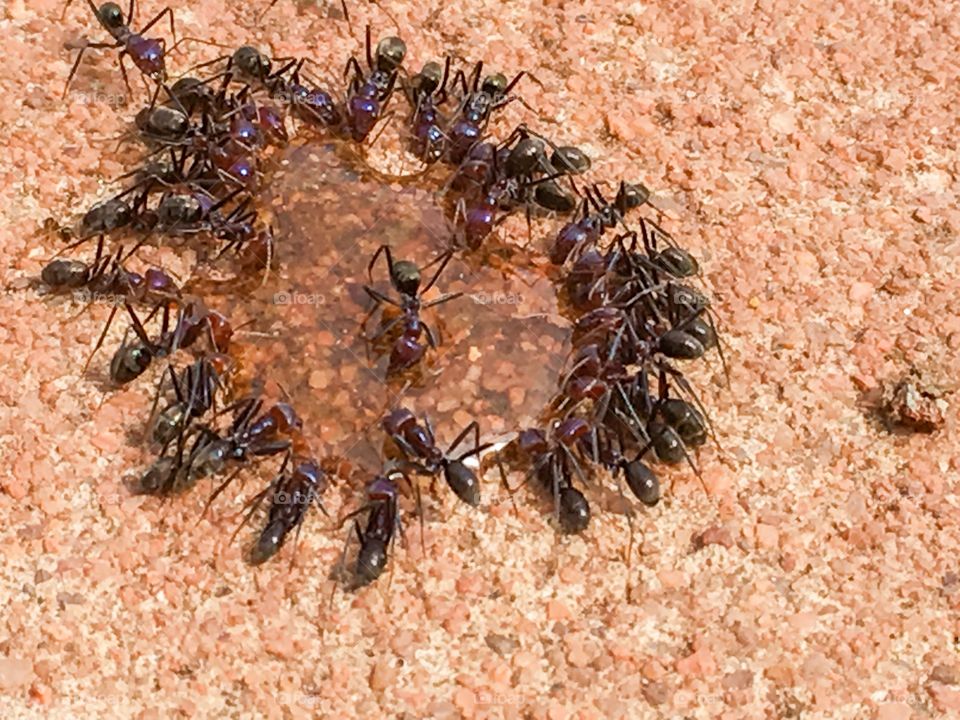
[412,480,425,561]
[62,41,117,99]
[419,250,453,294]
[469,60,483,92]
[81,302,120,374]
[367,244,393,283]
[365,312,404,345]
[421,291,462,311]
[228,483,273,543]
[140,7,177,46]
[200,466,244,522]
[343,55,364,82]
[145,363,180,443]
[447,420,479,457]
[287,517,307,571]
[422,320,439,348]
[366,109,398,149]
[62,44,89,99]
[494,455,520,516]
[117,51,134,101]
[363,285,401,308]
[559,444,589,487]
[364,24,373,70]
[502,71,525,96]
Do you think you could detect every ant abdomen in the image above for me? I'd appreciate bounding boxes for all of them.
[443,460,481,507]
[558,487,590,534]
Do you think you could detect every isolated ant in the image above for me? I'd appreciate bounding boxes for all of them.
[363,245,462,374]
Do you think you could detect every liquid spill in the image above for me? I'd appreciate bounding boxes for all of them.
[211,143,570,468]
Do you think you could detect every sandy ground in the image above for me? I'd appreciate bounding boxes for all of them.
[1,0,959,718]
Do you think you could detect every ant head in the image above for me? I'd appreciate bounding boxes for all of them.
[414,61,443,96]
[391,260,421,297]
[615,182,650,213]
[232,46,271,79]
[376,36,407,73]
[481,72,508,98]
[97,2,125,29]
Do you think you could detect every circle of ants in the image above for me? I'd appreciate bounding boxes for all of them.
[41,0,726,591]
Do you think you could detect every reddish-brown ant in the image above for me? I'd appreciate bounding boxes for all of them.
[362,245,462,374]
[63,0,177,100]
[382,407,491,507]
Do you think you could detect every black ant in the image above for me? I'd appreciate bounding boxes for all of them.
[148,353,232,446]
[404,58,453,164]
[230,453,329,565]
[97,298,232,384]
[40,236,181,307]
[548,181,651,265]
[342,472,404,586]
[445,61,525,164]
[498,423,592,534]
[186,396,303,491]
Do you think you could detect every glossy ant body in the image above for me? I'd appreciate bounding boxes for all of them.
[363,245,462,374]
[64,0,177,99]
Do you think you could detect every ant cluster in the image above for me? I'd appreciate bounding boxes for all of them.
[40,0,722,586]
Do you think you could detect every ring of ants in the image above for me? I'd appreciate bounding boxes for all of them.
[42,0,727,596]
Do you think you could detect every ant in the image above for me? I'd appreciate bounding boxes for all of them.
[148,352,232,446]
[404,58,453,164]
[343,27,406,142]
[98,298,232,384]
[381,407,491,507]
[362,245,462,374]
[187,396,302,490]
[548,181,651,265]
[63,0,177,100]
[445,61,525,164]
[230,453,329,565]
[451,129,578,247]
[498,423,592,534]
[341,471,404,586]
[58,183,153,242]
[40,236,181,307]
